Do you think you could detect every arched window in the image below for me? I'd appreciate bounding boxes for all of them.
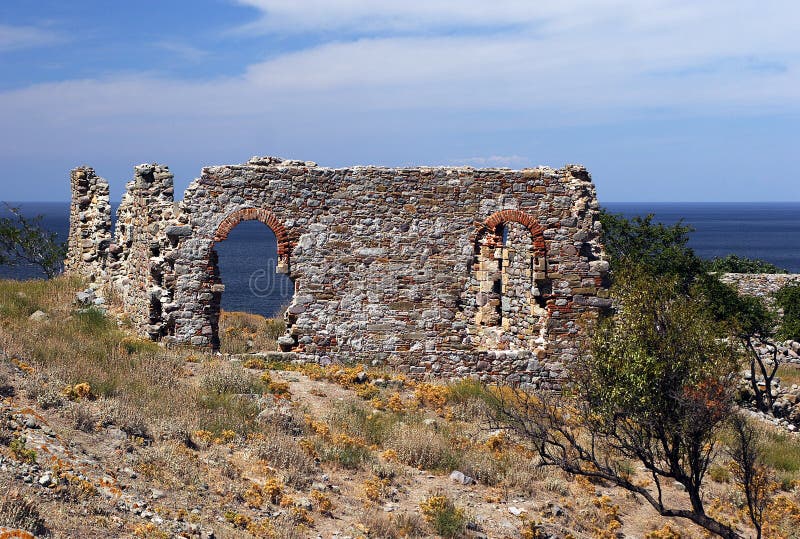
[468,210,550,350]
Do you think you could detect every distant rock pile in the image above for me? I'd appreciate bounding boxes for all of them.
[739,339,800,432]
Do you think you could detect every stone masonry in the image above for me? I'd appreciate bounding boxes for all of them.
[66,156,610,385]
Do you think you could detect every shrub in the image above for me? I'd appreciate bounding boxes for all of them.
[199,362,263,395]
[0,487,48,536]
[326,399,402,446]
[70,401,98,432]
[135,442,202,488]
[501,450,547,495]
[709,464,731,483]
[251,431,316,488]
[363,475,394,502]
[776,284,800,342]
[458,444,505,486]
[759,427,800,485]
[419,492,468,539]
[0,368,12,397]
[72,307,113,336]
[9,437,37,464]
[36,386,64,410]
[97,397,151,440]
[385,422,460,471]
[219,310,285,354]
[706,254,787,274]
[119,336,159,355]
[316,433,373,469]
[361,510,426,539]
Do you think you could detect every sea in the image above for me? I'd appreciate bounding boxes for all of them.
[2,202,799,318]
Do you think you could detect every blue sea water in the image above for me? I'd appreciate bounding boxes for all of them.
[603,202,800,274]
[2,201,799,317]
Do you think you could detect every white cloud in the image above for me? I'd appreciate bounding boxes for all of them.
[1,1,797,128]
[0,23,61,52]
[0,0,799,200]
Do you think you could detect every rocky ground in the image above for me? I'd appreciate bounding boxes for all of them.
[1,278,800,538]
[2,353,800,538]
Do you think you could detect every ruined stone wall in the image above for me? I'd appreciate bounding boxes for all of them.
[106,165,180,338]
[720,273,800,300]
[64,167,111,285]
[67,156,609,385]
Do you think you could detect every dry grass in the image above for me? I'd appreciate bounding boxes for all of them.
[0,486,49,536]
[135,441,204,488]
[219,309,285,354]
[360,509,427,539]
[4,277,800,539]
[326,399,405,446]
[250,430,317,488]
[0,277,269,442]
[759,426,800,487]
[384,422,460,472]
[777,363,800,387]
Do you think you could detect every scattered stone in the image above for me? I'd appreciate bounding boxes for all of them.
[295,497,313,511]
[450,470,475,485]
[28,310,48,322]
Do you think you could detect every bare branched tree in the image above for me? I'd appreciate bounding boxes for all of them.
[487,269,754,538]
[0,203,65,278]
[728,414,774,539]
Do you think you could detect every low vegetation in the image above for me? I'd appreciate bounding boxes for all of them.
[219,309,286,354]
[707,254,788,274]
[0,203,66,278]
[1,209,799,537]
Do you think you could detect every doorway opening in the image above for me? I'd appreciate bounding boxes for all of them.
[210,218,294,353]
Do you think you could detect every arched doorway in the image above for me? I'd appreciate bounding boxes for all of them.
[208,208,294,352]
[466,210,550,351]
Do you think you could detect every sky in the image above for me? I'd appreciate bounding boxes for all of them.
[0,0,798,202]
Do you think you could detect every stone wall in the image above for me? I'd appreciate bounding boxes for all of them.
[720,273,800,300]
[106,164,179,338]
[64,167,111,285]
[66,156,609,384]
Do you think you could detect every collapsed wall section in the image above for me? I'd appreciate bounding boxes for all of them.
[106,164,180,338]
[65,167,112,284]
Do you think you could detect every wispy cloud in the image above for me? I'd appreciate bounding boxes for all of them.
[155,41,211,63]
[0,23,61,52]
[1,1,799,201]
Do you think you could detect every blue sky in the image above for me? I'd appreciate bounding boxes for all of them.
[1,0,798,202]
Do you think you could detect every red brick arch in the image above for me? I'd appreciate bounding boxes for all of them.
[212,207,291,260]
[481,209,546,255]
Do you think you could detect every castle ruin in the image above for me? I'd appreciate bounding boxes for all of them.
[66,156,609,385]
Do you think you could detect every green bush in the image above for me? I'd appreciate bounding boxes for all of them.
[326,399,404,446]
[706,254,787,274]
[9,437,37,464]
[776,284,800,342]
[419,492,468,539]
[598,209,703,285]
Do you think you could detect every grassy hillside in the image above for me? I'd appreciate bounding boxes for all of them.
[1,277,799,538]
